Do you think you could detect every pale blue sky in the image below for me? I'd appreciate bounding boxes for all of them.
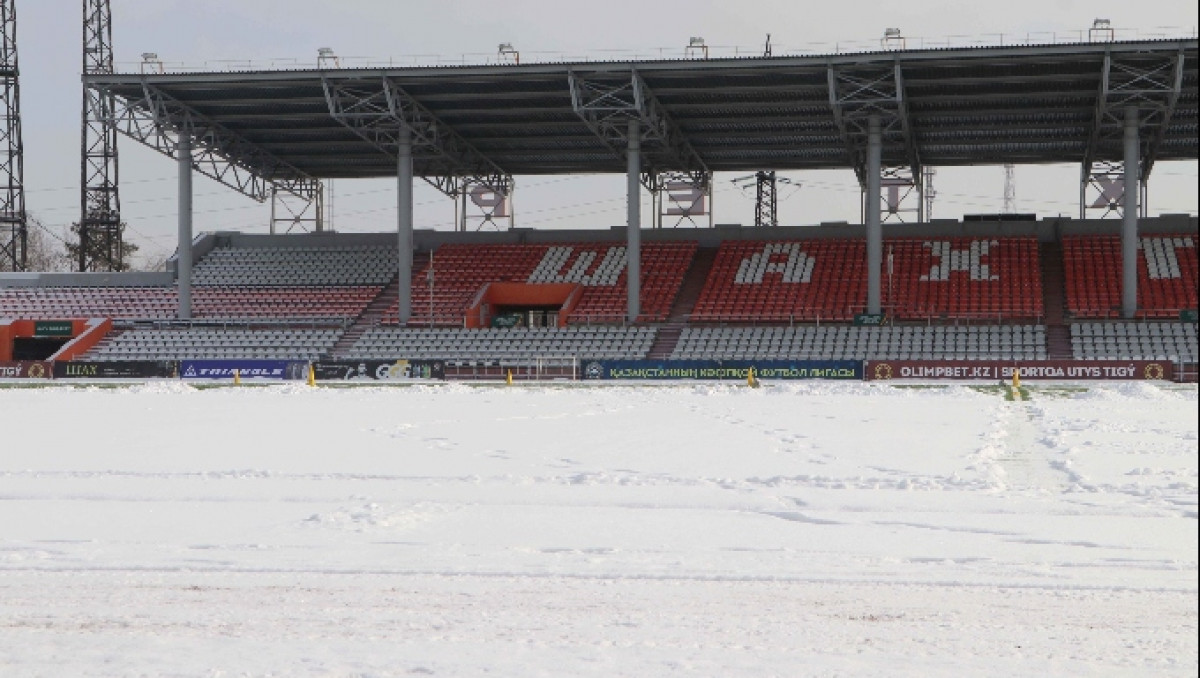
[14,0,1199,265]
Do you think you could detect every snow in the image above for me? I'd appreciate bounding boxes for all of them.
[1,381,1196,677]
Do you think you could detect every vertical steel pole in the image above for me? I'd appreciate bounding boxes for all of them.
[1121,107,1140,319]
[866,115,882,315]
[315,183,324,233]
[626,119,641,324]
[177,133,192,320]
[456,187,463,232]
[1078,165,1086,220]
[397,126,413,325]
[708,181,713,229]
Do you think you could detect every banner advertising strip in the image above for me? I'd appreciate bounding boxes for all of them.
[52,361,179,379]
[580,359,862,381]
[180,360,309,380]
[0,361,53,379]
[312,360,446,381]
[864,360,1174,381]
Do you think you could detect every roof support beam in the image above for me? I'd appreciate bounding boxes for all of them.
[830,61,924,229]
[568,69,710,192]
[321,75,512,197]
[105,81,321,204]
[827,62,922,188]
[1140,49,1185,181]
[892,65,923,183]
[1081,49,1182,181]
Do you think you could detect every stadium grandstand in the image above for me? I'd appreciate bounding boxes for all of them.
[1,37,1197,381]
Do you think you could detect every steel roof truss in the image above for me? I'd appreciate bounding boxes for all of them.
[568,69,710,190]
[322,75,512,197]
[109,82,319,203]
[1140,50,1185,180]
[1082,51,1182,176]
[828,64,912,186]
[892,65,923,184]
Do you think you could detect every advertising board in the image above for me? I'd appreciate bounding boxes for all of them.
[0,361,52,379]
[864,360,1173,381]
[179,360,308,380]
[311,360,445,381]
[580,359,862,381]
[52,361,178,379]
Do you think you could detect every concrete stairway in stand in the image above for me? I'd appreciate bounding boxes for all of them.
[646,246,717,359]
[646,326,681,360]
[1039,240,1073,359]
[328,252,429,357]
[668,246,717,323]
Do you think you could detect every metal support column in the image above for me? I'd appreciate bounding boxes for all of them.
[176,133,192,319]
[866,116,882,315]
[1122,107,1140,319]
[626,119,641,323]
[397,127,413,326]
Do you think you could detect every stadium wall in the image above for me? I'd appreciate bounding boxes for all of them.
[0,271,174,288]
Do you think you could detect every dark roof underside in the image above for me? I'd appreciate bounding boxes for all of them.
[92,40,1199,180]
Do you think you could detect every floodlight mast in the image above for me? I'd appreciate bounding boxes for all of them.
[497,43,519,65]
[882,27,905,50]
[79,0,123,271]
[140,52,163,74]
[1089,18,1114,42]
[0,0,27,271]
[317,47,340,69]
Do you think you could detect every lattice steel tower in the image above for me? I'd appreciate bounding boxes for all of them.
[754,170,777,228]
[0,0,26,271]
[1003,163,1016,213]
[78,0,123,271]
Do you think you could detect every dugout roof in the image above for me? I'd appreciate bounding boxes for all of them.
[89,39,1198,185]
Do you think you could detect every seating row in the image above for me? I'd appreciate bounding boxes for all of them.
[1070,322,1197,361]
[382,242,695,325]
[193,245,397,287]
[692,238,1042,322]
[0,287,376,321]
[1063,235,1197,318]
[343,326,657,360]
[671,325,1047,361]
[83,327,342,361]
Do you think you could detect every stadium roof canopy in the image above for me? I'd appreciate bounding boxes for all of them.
[90,39,1197,197]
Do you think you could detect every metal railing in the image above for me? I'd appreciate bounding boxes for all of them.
[117,27,1198,73]
[117,316,353,330]
[443,356,579,381]
[680,310,1044,327]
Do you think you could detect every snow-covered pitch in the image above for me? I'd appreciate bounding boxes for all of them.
[1,381,1196,677]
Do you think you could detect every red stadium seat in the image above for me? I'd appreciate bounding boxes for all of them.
[384,242,697,326]
[1063,235,1198,318]
[884,237,1043,320]
[690,237,1042,322]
